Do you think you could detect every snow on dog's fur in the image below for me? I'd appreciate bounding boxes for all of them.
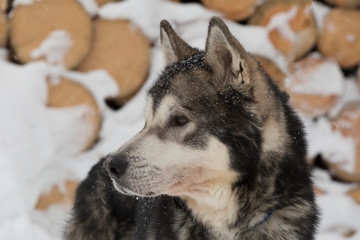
[65,17,319,240]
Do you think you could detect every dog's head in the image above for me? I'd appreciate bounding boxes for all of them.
[104,17,287,198]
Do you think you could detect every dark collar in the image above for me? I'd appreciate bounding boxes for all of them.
[251,211,273,230]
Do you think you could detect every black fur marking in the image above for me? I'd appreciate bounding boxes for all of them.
[65,18,319,240]
[149,51,205,113]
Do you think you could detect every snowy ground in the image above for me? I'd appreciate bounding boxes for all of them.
[1,0,360,239]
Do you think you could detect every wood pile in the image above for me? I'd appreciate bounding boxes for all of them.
[0,0,151,209]
[249,0,317,61]
[1,0,359,217]
[317,8,360,68]
[201,0,259,21]
[77,19,150,104]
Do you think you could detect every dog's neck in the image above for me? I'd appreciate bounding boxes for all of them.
[181,183,240,238]
[180,180,273,238]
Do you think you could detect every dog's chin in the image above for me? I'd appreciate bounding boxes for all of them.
[111,180,160,197]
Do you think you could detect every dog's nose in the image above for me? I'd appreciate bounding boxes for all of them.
[104,155,129,180]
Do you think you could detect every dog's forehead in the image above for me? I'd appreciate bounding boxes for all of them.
[149,52,215,113]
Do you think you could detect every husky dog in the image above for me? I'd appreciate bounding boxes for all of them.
[64,17,318,240]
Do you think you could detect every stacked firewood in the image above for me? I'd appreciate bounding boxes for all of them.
[0,0,150,209]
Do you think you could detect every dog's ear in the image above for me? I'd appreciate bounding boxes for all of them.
[205,17,251,90]
[160,20,198,66]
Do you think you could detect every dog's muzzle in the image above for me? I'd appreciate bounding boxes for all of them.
[103,153,129,180]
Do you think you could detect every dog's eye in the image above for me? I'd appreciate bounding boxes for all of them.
[169,115,189,127]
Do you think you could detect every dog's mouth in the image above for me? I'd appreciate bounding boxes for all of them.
[111,179,160,197]
[109,165,210,198]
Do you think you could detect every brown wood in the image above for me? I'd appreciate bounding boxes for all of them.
[202,0,258,21]
[47,77,101,150]
[77,19,150,103]
[0,12,7,47]
[35,180,78,210]
[313,186,326,195]
[324,0,360,8]
[95,0,115,7]
[347,187,360,204]
[323,159,360,183]
[287,56,342,117]
[357,67,360,93]
[0,0,7,12]
[254,55,286,91]
[10,0,92,69]
[318,8,360,68]
[249,0,316,61]
[331,101,360,175]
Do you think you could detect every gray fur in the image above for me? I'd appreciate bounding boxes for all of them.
[64,17,319,240]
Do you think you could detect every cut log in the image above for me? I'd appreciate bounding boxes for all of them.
[47,77,101,150]
[323,159,360,183]
[358,67,360,92]
[330,101,360,182]
[95,0,115,7]
[313,186,326,195]
[254,55,287,91]
[201,0,258,21]
[343,229,356,238]
[317,8,360,69]
[249,0,317,61]
[324,0,360,8]
[78,19,150,104]
[0,12,7,47]
[35,180,78,210]
[348,187,360,204]
[10,0,92,69]
[0,0,7,12]
[287,54,344,117]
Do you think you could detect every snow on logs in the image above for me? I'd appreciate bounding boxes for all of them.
[35,180,78,210]
[317,8,360,69]
[201,0,258,21]
[286,54,344,117]
[77,19,150,104]
[47,78,101,151]
[324,0,360,8]
[10,0,92,69]
[248,0,317,61]
[330,102,360,183]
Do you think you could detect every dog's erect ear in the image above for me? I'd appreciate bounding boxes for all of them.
[160,20,198,66]
[205,17,251,89]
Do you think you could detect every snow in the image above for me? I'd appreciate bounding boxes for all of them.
[12,0,35,7]
[31,30,72,66]
[312,1,331,30]
[346,34,356,43]
[314,169,360,238]
[288,54,344,96]
[99,0,219,42]
[304,117,356,173]
[76,0,98,17]
[265,6,298,42]
[62,70,119,111]
[1,0,360,239]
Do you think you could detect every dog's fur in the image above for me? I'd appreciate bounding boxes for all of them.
[64,17,319,240]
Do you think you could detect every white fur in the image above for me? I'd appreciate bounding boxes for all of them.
[115,95,241,237]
